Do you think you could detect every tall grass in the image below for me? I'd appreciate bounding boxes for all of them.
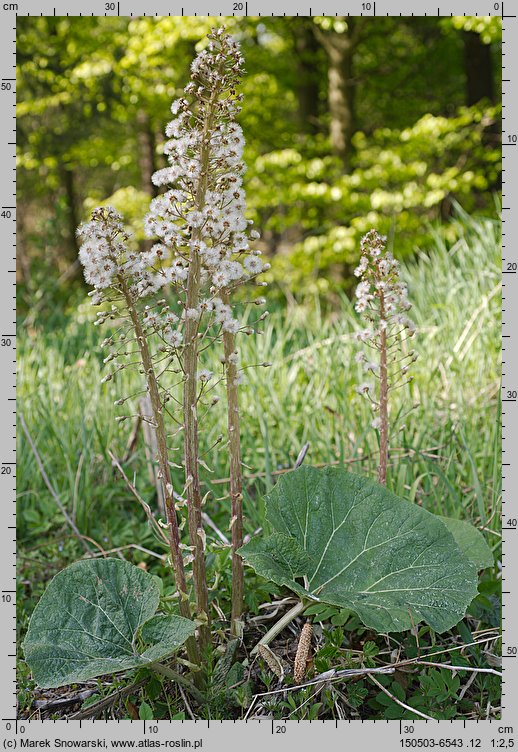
[18,212,501,566]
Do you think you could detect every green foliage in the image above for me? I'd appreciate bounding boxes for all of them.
[446,16,502,44]
[16,17,501,298]
[304,602,352,626]
[138,701,154,720]
[439,516,493,569]
[258,104,500,294]
[17,212,501,718]
[240,465,488,632]
[17,212,500,549]
[22,558,196,688]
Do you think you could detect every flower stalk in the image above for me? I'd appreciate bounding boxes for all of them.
[77,207,200,667]
[182,223,210,656]
[78,29,267,664]
[180,51,232,652]
[183,293,212,651]
[354,229,417,485]
[378,295,389,485]
[221,291,244,636]
[120,275,190,613]
[145,27,266,640]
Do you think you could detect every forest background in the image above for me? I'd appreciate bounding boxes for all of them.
[16,16,503,720]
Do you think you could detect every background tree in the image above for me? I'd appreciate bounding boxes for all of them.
[17,16,501,305]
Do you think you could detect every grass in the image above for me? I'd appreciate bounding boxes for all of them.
[17,210,501,720]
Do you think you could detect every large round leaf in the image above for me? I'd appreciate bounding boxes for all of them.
[22,558,196,688]
[240,466,479,633]
[438,515,493,570]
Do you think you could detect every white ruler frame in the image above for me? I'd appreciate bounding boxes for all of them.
[1,1,512,747]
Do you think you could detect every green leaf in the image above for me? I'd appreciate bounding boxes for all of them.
[331,610,352,627]
[363,641,379,658]
[438,516,493,569]
[212,639,239,689]
[139,701,154,720]
[309,606,339,622]
[239,466,479,633]
[22,558,196,688]
[140,615,197,663]
[239,531,311,601]
[80,694,100,710]
[301,603,331,616]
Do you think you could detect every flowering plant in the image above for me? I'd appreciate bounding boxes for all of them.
[75,28,268,658]
[22,32,492,714]
[354,229,417,484]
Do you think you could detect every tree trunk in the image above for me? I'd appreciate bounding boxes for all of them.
[464,30,494,105]
[137,109,158,197]
[328,38,355,170]
[16,206,30,285]
[316,20,358,172]
[62,166,81,271]
[463,30,499,192]
[294,20,321,134]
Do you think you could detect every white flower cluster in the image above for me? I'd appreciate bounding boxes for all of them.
[77,206,171,305]
[354,229,416,342]
[77,27,267,390]
[142,27,268,337]
[77,206,127,296]
[354,229,418,406]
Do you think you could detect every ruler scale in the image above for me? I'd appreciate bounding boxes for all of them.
[4,1,511,747]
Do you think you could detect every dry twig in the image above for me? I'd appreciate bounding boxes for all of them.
[69,680,148,720]
[367,673,434,721]
[415,660,501,677]
[33,689,97,712]
[108,450,169,545]
[294,443,310,469]
[122,413,142,463]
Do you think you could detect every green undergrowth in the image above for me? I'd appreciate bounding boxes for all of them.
[17,211,501,720]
